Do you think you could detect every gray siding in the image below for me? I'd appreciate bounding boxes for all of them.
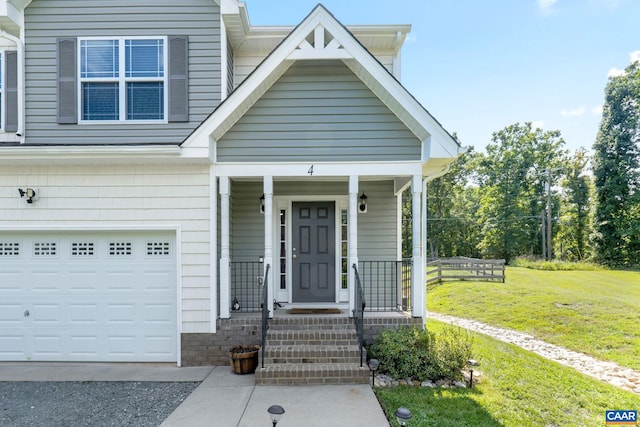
[217,60,421,162]
[229,180,396,262]
[358,181,398,261]
[24,0,221,145]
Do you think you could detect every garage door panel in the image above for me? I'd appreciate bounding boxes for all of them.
[0,231,177,362]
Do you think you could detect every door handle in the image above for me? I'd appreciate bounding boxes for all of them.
[293,254,297,259]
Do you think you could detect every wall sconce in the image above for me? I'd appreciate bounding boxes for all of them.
[358,192,368,213]
[18,187,38,204]
[259,194,265,214]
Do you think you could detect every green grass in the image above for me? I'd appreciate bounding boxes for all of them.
[427,267,640,370]
[376,321,640,427]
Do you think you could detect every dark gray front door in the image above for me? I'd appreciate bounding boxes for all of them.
[292,202,336,303]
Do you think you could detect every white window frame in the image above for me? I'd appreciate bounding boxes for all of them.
[0,50,5,132]
[77,36,169,124]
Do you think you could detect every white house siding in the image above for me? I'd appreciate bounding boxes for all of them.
[233,52,394,88]
[23,0,221,144]
[0,163,211,334]
[217,60,421,162]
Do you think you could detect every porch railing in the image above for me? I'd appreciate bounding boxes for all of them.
[358,259,412,312]
[352,263,365,368]
[230,261,263,312]
[260,264,270,369]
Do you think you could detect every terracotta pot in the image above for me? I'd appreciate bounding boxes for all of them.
[229,345,259,374]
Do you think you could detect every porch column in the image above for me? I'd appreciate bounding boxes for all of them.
[411,175,425,318]
[263,176,274,318]
[219,176,231,319]
[348,176,359,315]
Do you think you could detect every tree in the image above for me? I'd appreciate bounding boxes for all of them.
[475,123,566,262]
[555,148,593,261]
[592,60,640,266]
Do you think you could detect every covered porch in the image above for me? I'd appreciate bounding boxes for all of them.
[215,171,427,320]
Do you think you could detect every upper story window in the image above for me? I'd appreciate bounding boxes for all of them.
[0,52,4,130]
[57,36,188,125]
[79,37,167,122]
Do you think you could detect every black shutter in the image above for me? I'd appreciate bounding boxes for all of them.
[168,35,188,122]
[57,38,77,124]
[4,51,18,132]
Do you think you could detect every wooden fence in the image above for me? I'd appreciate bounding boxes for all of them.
[426,257,505,285]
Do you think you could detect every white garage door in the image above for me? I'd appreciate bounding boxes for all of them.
[0,231,177,362]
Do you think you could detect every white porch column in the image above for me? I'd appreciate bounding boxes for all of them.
[209,170,218,331]
[348,176,359,315]
[219,176,231,319]
[411,175,425,318]
[263,176,274,318]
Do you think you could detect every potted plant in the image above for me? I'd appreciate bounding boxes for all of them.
[229,345,260,374]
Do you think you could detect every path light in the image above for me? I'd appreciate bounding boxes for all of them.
[368,358,379,387]
[467,359,479,388]
[267,404,285,427]
[394,407,412,426]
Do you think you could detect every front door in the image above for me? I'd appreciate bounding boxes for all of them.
[292,202,336,303]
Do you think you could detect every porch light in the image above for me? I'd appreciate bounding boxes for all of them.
[394,407,412,426]
[267,404,285,426]
[467,359,479,388]
[260,194,265,214]
[368,358,379,387]
[358,192,368,213]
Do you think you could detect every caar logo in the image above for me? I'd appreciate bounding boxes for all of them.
[606,410,637,425]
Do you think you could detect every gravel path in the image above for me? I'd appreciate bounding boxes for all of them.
[427,311,640,395]
[0,381,199,427]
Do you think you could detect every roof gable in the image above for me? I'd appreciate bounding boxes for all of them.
[182,4,461,168]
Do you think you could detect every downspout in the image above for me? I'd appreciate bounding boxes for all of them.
[1,28,25,140]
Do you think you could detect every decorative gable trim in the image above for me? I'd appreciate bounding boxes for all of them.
[182,4,461,170]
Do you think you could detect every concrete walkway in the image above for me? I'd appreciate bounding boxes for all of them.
[0,363,390,427]
[427,311,640,395]
[160,366,390,427]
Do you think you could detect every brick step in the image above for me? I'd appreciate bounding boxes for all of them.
[268,316,353,329]
[265,329,359,346]
[263,344,363,364]
[255,363,370,385]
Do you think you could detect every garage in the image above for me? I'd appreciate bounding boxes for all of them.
[0,231,177,362]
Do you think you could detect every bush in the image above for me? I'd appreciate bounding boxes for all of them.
[510,256,603,271]
[368,325,473,382]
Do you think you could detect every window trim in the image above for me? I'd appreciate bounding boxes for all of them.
[0,50,4,131]
[77,36,169,124]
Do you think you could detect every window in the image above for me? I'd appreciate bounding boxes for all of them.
[0,49,18,133]
[0,52,3,129]
[79,37,167,122]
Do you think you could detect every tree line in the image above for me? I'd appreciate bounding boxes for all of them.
[420,59,640,267]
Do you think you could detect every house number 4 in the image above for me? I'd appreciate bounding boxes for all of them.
[308,165,314,176]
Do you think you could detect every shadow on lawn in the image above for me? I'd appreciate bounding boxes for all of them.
[377,387,503,427]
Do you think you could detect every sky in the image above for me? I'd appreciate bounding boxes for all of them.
[242,0,640,155]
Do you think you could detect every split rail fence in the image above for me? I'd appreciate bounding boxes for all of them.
[426,257,505,285]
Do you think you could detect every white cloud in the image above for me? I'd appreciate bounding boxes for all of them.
[561,107,586,117]
[537,0,558,13]
[592,105,603,115]
[608,67,626,78]
[531,121,545,130]
[631,50,640,64]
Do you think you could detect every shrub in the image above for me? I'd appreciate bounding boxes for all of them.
[368,325,473,381]
[510,256,603,271]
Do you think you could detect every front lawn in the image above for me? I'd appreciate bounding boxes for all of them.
[376,320,640,427]
[426,267,640,370]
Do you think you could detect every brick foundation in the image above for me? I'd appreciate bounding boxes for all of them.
[180,315,423,366]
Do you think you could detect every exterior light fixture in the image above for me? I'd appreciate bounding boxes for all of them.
[395,407,412,426]
[267,404,285,426]
[18,187,38,204]
[467,359,479,388]
[231,297,240,312]
[260,194,265,214]
[368,358,379,387]
[358,192,368,213]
